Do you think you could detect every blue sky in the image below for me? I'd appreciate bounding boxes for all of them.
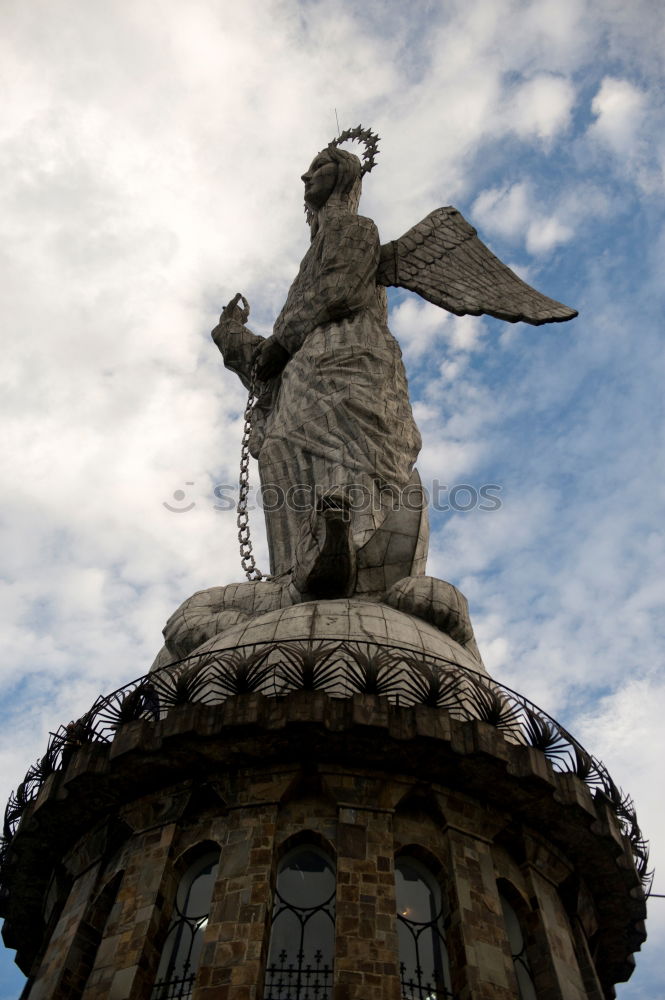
[1,0,664,996]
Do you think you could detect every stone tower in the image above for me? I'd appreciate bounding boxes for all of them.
[0,132,648,999]
[0,588,648,1000]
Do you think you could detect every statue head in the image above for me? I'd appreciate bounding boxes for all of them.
[302,147,362,217]
[302,126,379,228]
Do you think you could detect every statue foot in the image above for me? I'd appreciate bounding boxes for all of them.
[384,575,483,665]
[150,577,294,669]
[294,495,357,598]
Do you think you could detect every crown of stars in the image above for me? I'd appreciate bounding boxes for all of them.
[329,125,380,176]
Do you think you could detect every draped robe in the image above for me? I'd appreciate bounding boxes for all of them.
[214,204,422,582]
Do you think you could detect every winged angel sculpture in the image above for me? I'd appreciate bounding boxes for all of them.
[211,126,576,605]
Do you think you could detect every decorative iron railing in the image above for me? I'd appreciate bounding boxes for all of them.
[0,637,651,894]
[264,948,333,1000]
[150,968,196,1000]
[399,962,455,1000]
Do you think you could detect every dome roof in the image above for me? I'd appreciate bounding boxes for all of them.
[187,598,486,675]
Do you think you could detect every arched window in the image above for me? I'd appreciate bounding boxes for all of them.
[264,845,335,1000]
[152,848,219,1000]
[498,888,537,1000]
[395,856,452,999]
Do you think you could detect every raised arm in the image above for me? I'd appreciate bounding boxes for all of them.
[211,293,264,391]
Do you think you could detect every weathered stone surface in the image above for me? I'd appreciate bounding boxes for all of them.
[385,575,482,662]
[212,146,422,597]
[151,590,485,677]
[172,598,486,677]
[376,206,577,326]
[1,691,646,996]
[210,133,575,603]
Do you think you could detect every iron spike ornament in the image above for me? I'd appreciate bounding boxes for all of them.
[211,131,577,596]
[329,124,380,175]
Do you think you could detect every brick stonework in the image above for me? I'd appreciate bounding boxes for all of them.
[2,693,646,999]
[196,802,278,1000]
[28,864,102,1000]
[334,805,400,1000]
[82,824,178,1000]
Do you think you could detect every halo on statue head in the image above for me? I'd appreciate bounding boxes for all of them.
[328,125,380,176]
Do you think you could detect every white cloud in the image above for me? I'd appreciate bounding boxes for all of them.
[586,75,664,193]
[390,299,485,361]
[525,214,574,254]
[590,76,647,152]
[509,73,575,142]
[448,314,485,352]
[473,182,532,239]
[472,181,574,254]
[390,297,449,360]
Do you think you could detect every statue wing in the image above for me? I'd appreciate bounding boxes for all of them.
[376,206,577,325]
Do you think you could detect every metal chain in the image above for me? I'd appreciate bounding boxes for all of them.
[237,354,266,581]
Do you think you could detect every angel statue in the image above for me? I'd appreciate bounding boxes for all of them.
[210,126,576,607]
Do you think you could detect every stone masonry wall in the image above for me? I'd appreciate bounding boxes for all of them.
[18,762,603,1000]
[5,694,644,1000]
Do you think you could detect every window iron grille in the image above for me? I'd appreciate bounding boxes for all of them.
[264,947,333,1000]
[512,940,537,995]
[150,853,218,1000]
[396,858,453,1000]
[399,962,454,1000]
[264,847,335,1000]
[499,892,538,1000]
[150,966,196,1000]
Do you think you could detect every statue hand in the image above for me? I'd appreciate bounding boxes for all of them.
[211,292,259,365]
[221,292,250,326]
[256,336,290,380]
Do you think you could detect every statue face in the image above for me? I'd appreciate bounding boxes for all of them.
[301,151,337,210]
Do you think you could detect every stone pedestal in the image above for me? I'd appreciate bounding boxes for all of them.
[1,601,647,1000]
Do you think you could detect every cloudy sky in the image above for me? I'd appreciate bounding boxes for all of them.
[1,0,664,995]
